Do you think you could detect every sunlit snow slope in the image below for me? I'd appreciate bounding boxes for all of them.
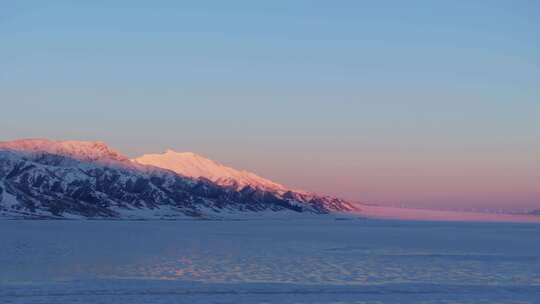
[134,150,287,192]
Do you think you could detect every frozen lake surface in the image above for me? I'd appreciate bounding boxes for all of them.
[1,218,539,303]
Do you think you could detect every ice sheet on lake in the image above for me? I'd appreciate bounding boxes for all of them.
[1,219,539,303]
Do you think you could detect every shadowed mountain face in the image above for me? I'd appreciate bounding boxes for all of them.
[0,139,356,219]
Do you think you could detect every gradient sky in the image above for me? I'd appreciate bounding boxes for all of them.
[1,1,539,210]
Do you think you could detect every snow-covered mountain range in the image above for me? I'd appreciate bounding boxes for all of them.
[0,138,356,219]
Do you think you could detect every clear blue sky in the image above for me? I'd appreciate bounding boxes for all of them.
[1,1,539,210]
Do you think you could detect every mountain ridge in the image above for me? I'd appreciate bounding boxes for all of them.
[0,138,356,219]
[0,138,130,164]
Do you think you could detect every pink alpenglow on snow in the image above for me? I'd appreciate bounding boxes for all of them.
[0,138,129,163]
[134,150,289,193]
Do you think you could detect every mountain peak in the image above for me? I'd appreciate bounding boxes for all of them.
[0,138,129,163]
[134,150,287,192]
[164,150,199,157]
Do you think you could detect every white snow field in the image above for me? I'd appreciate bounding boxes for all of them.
[1,218,539,303]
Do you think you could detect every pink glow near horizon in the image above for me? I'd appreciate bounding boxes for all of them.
[207,149,540,211]
[2,0,540,212]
